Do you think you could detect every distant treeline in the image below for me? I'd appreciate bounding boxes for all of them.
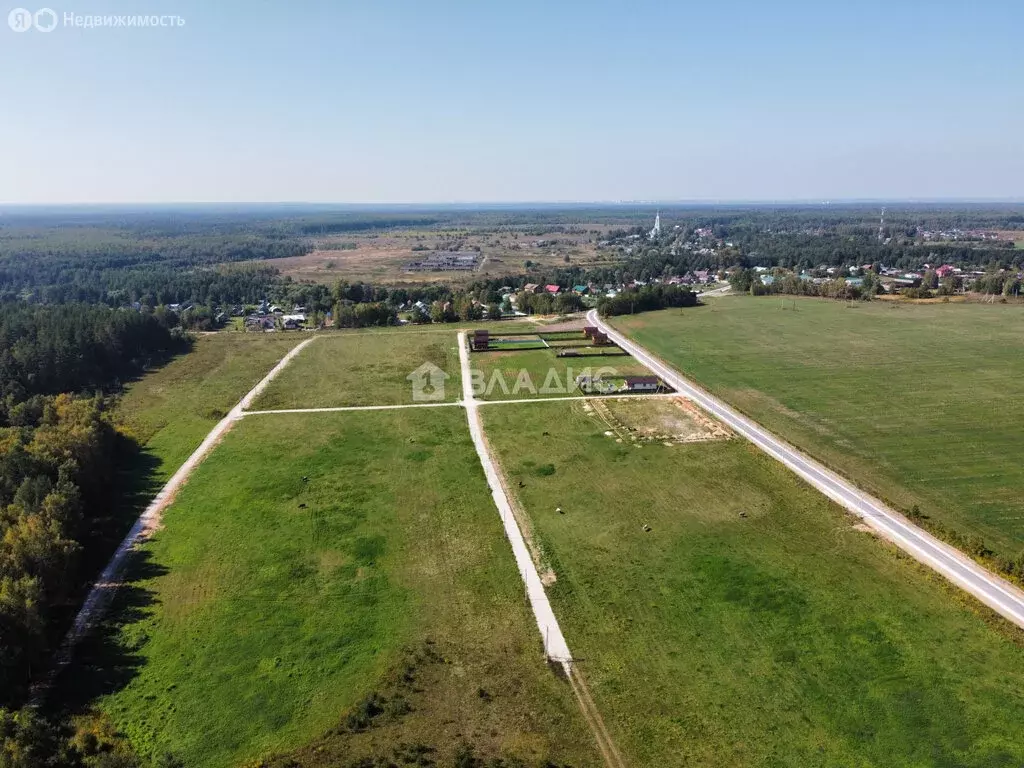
[294,215,443,235]
[0,230,307,305]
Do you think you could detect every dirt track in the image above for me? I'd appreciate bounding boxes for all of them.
[34,337,316,700]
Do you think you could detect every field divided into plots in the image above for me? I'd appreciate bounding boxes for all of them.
[76,408,597,767]
[482,398,1024,767]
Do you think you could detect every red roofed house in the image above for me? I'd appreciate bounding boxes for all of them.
[544,284,561,295]
[935,264,956,278]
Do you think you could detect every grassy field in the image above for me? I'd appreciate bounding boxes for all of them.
[613,297,1024,557]
[470,347,653,401]
[76,409,597,767]
[114,333,301,482]
[482,400,1024,767]
[250,330,463,409]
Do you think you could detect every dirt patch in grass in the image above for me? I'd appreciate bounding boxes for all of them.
[614,298,1024,557]
[587,397,731,444]
[539,319,589,333]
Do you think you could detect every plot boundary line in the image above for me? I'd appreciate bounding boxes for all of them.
[244,392,678,415]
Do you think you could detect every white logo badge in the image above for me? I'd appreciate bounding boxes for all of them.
[34,7,57,31]
[8,7,33,31]
[7,7,57,31]
[407,362,450,402]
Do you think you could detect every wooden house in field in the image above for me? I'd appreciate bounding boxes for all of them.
[582,326,598,338]
[471,329,490,351]
[591,331,611,346]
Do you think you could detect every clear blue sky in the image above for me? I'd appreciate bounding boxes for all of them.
[2,0,1021,203]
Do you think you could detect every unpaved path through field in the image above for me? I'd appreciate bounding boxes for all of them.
[36,337,316,697]
[457,333,626,768]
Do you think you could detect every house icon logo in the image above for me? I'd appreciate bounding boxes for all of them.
[407,362,449,402]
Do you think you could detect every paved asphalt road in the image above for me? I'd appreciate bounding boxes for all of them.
[589,309,1024,629]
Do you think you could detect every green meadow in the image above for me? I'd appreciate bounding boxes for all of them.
[114,333,301,481]
[614,297,1024,557]
[83,409,597,767]
[250,330,463,409]
[483,399,1024,767]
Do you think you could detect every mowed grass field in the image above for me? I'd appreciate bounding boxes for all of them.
[250,330,462,409]
[80,409,597,767]
[471,347,651,401]
[482,401,1024,766]
[115,333,301,482]
[614,298,1024,557]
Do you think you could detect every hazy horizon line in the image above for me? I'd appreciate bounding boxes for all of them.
[2,197,1023,211]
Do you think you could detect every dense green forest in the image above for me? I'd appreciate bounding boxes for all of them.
[0,209,453,306]
[1,304,184,711]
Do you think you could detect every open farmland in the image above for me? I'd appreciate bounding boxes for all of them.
[250,330,463,409]
[612,297,1024,558]
[71,408,597,767]
[481,400,1024,767]
[255,225,614,285]
[115,333,302,481]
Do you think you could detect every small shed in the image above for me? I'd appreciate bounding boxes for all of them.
[471,329,490,351]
